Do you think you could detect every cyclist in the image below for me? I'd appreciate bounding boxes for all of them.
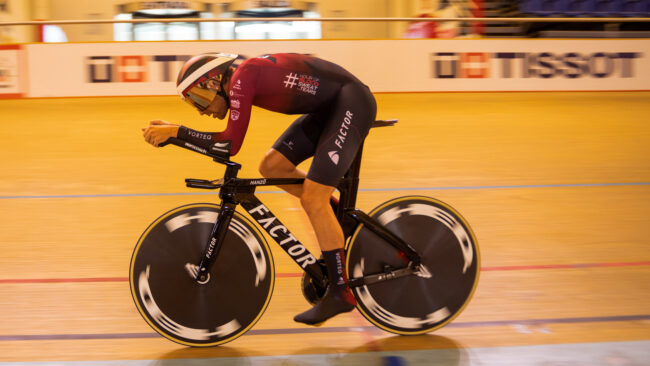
[142,53,377,325]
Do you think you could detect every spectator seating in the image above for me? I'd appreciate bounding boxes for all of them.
[618,0,648,16]
[520,0,649,16]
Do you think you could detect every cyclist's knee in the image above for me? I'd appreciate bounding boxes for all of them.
[259,150,295,178]
[300,194,328,216]
[300,180,334,215]
[258,158,273,178]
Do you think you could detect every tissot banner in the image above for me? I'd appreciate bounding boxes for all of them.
[21,39,650,97]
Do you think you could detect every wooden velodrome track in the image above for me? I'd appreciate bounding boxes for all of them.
[0,92,648,364]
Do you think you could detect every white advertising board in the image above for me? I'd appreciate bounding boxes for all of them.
[24,39,650,97]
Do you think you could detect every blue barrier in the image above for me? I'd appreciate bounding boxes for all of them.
[521,0,563,16]
[521,0,649,16]
[593,0,619,16]
[618,0,648,16]
[558,0,596,16]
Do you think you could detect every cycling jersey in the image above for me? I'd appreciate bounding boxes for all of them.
[178,53,377,187]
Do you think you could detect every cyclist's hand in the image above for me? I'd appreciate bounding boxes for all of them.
[142,120,180,147]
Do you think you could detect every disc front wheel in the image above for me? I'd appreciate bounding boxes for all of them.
[129,203,274,347]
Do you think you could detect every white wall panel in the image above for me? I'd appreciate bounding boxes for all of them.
[23,39,650,97]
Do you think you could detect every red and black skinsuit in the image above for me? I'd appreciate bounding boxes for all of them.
[178,53,377,187]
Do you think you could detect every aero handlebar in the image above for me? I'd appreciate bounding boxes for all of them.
[160,137,232,164]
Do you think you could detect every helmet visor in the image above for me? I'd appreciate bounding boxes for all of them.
[183,83,219,111]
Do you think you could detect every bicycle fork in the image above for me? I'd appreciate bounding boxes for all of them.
[191,196,327,288]
[193,200,237,284]
[191,161,242,285]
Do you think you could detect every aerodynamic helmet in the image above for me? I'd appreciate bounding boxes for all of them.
[176,53,238,111]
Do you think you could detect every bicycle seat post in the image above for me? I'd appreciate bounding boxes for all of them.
[338,141,364,207]
[336,140,365,237]
[337,119,397,236]
[338,119,396,213]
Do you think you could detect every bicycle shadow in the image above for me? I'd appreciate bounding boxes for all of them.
[147,334,466,366]
[289,334,467,366]
[151,345,254,366]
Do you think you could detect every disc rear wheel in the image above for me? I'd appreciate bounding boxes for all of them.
[346,196,480,335]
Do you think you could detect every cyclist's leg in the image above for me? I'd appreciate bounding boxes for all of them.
[259,113,326,197]
[301,179,342,251]
[304,83,377,187]
[294,82,377,325]
[259,150,305,198]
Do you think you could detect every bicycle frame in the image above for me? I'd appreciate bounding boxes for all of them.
[163,120,421,288]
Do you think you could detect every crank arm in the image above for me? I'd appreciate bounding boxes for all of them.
[348,266,417,288]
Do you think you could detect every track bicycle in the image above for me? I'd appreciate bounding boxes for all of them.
[129,119,480,347]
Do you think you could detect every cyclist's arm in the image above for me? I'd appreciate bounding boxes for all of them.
[176,108,251,156]
[176,126,223,149]
[176,65,255,156]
